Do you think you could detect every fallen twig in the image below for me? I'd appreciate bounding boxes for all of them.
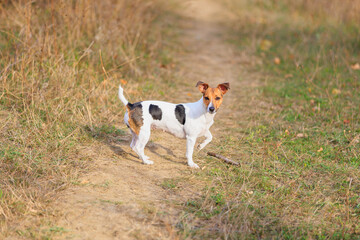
[207,152,239,166]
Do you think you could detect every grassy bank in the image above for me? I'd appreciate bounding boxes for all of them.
[177,0,360,239]
[0,0,176,236]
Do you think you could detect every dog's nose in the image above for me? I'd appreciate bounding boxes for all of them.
[209,106,215,112]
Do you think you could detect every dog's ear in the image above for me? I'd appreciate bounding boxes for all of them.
[217,83,230,95]
[196,81,209,93]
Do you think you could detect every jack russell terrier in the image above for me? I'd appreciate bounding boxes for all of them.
[118,81,230,168]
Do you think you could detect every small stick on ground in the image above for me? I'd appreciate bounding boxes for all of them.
[207,152,239,166]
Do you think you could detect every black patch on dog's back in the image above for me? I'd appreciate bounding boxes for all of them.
[175,104,186,125]
[127,102,142,110]
[149,104,162,120]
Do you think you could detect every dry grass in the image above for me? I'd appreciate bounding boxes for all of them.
[225,0,360,26]
[283,0,360,25]
[0,0,172,235]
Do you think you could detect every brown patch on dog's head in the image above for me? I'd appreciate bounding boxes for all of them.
[217,83,230,95]
[196,81,209,94]
[196,82,230,113]
[212,87,224,111]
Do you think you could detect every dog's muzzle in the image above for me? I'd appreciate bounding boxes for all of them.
[209,106,215,114]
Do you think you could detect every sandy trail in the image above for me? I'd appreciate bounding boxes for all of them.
[52,0,248,239]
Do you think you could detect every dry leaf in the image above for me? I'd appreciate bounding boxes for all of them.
[351,63,360,70]
[310,99,315,105]
[317,147,323,152]
[285,74,293,78]
[260,39,272,51]
[296,133,308,138]
[285,129,290,135]
[312,106,320,112]
[343,119,350,124]
[187,93,192,96]
[120,79,127,85]
[349,134,360,146]
[331,88,341,95]
[274,57,281,65]
[308,87,312,93]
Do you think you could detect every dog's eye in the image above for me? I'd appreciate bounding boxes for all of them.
[215,97,221,100]
[204,97,210,100]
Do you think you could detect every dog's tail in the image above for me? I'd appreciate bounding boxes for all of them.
[118,85,129,106]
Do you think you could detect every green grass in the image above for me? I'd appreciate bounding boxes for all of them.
[177,0,360,239]
[161,178,180,190]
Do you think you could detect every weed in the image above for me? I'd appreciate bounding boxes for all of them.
[161,178,179,190]
[47,226,68,234]
[99,199,123,206]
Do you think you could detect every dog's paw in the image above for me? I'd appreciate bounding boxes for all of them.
[188,163,199,169]
[143,159,154,165]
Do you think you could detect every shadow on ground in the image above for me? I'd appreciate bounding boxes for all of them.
[83,124,183,165]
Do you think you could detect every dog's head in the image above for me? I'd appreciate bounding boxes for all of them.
[196,81,230,114]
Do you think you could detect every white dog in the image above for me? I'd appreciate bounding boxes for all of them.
[118,81,230,168]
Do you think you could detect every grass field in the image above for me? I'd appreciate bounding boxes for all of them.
[0,0,359,239]
[174,0,360,239]
[0,0,176,235]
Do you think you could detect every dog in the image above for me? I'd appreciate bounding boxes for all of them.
[118,81,230,168]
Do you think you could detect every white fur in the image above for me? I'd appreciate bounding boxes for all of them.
[119,85,217,168]
[118,85,128,106]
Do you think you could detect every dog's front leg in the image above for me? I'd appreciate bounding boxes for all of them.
[186,136,199,169]
[198,130,212,151]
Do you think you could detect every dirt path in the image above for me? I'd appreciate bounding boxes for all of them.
[52,1,249,239]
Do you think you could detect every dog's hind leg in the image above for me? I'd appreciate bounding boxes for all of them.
[130,131,138,149]
[125,111,138,149]
[134,125,153,165]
